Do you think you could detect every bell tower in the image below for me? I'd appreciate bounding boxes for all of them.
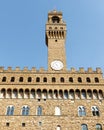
[45,10,67,71]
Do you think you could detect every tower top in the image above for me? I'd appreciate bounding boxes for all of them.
[46,10,66,25]
[45,10,67,71]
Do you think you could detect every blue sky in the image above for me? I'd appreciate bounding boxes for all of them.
[0,0,104,71]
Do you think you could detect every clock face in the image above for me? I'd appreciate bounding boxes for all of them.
[51,60,64,70]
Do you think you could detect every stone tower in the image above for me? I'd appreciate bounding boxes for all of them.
[0,10,104,130]
[46,10,67,71]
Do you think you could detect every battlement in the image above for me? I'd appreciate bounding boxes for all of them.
[0,66,102,74]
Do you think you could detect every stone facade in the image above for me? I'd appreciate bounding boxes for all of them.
[0,10,104,130]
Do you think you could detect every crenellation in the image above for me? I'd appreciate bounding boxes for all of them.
[15,67,21,72]
[96,67,102,73]
[87,67,93,73]
[70,67,76,73]
[0,67,4,72]
[79,67,85,73]
[23,67,29,72]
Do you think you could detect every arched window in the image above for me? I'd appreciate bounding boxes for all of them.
[19,77,23,82]
[30,89,35,98]
[96,124,102,130]
[22,106,29,116]
[52,16,60,23]
[81,90,86,99]
[87,89,92,99]
[19,89,24,98]
[78,106,86,116]
[91,106,99,116]
[52,77,56,82]
[69,89,74,99]
[24,89,29,98]
[95,77,99,83]
[1,88,6,98]
[7,89,12,98]
[60,77,64,83]
[37,106,42,115]
[64,90,68,99]
[78,77,82,83]
[11,77,15,82]
[6,106,14,115]
[55,107,61,115]
[36,77,40,82]
[57,125,61,130]
[54,90,58,99]
[86,77,91,83]
[2,77,6,82]
[75,89,80,99]
[42,89,47,99]
[36,89,41,99]
[69,77,73,83]
[99,90,103,99]
[59,90,63,99]
[93,90,98,99]
[81,124,88,130]
[43,77,47,82]
[13,89,18,98]
[28,77,32,82]
[48,89,53,99]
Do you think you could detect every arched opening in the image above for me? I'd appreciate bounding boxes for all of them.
[86,77,91,83]
[54,90,58,99]
[6,105,14,115]
[24,89,29,98]
[55,106,61,115]
[78,106,86,116]
[7,89,12,98]
[91,106,100,116]
[52,16,60,23]
[57,125,61,130]
[69,89,74,99]
[30,89,35,98]
[99,90,103,99]
[93,90,98,99]
[28,77,32,82]
[78,77,82,83]
[1,88,6,98]
[13,89,18,98]
[36,77,40,82]
[96,124,102,130]
[48,89,53,99]
[22,106,29,116]
[19,77,23,82]
[75,89,80,99]
[81,89,86,99]
[42,89,47,99]
[43,77,47,82]
[64,90,68,99]
[11,77,15,82]
[60,77,64,83]
[87,89,92,99]
[52,77,56,83]
[2,77,6,82]
[95,77,99,83]
[36,89,41,99]
[69,77,73,82]
[37,106,42,116]
[19,89,24,98]
[59,90,63,99]
[81,124,88,130]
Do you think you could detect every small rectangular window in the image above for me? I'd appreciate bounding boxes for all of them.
[22,123,25,127]
[6,122,10,127]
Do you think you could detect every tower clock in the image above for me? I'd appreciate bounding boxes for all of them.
[45,10,67,71]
